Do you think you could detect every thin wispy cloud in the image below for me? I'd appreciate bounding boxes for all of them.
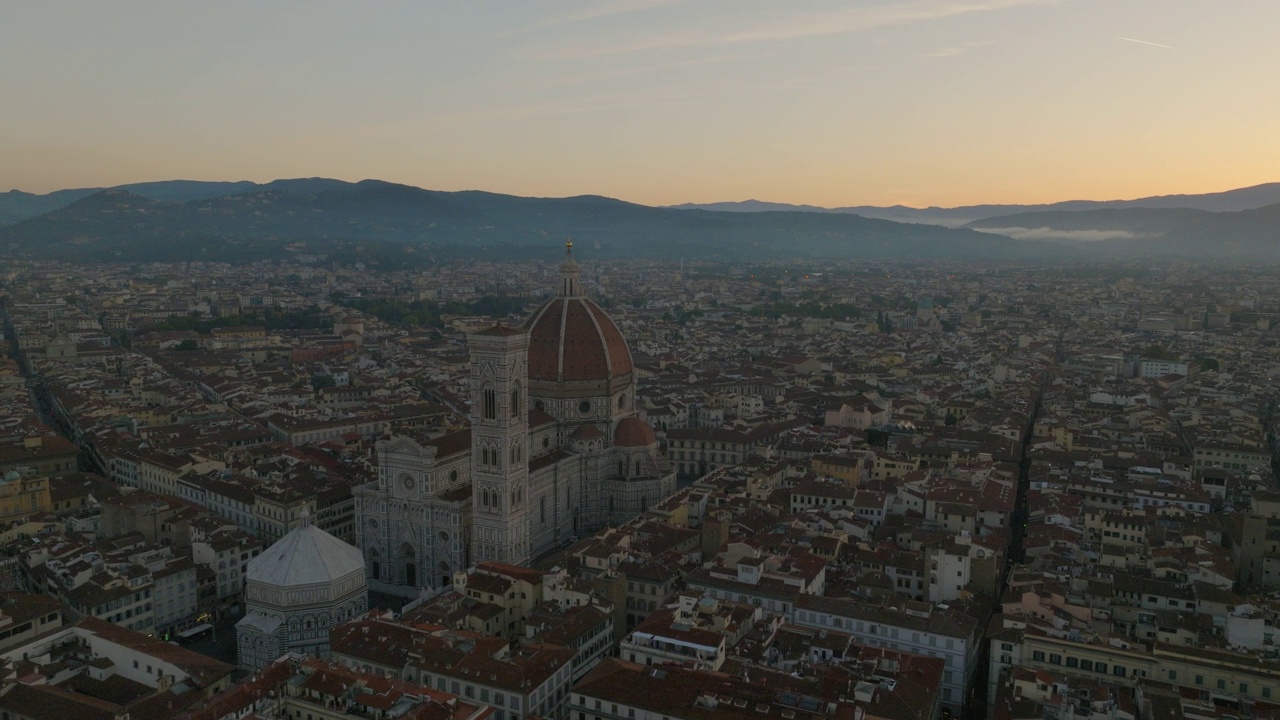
[1118,36,1175,49]
[416,84,734,126]
[920,40,996,58]
[530,49,780,90]
[532,0,1066,59]
[498,0,694,38]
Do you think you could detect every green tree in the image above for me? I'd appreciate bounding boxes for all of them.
[1195,356,1220,372]
[174,339,199,351]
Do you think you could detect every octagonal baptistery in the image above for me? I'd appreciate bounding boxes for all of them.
[235,515,368,670]
[524,243,636,423]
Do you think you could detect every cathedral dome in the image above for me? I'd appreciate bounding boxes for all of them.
[525,297,633,384]
[614,417,657,447]
[524,241,633,390]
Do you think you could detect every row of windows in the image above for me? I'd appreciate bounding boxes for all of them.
[481,387,522,420]
[1026,648,1275,698]
[1031,650,1141,679]
[478,444,524,468]
[103,602,152,624]
[94,590,152,614]
[800,611,955,649]
[671,441,740,451]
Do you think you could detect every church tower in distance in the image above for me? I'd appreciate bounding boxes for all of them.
[467,323,531,566]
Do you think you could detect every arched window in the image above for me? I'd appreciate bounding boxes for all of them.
[618,460,624,476]
[483,389,496,420]
[635,460,642,476]
[511,384,521,417]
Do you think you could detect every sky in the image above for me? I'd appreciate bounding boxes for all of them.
[2,1,1278,208]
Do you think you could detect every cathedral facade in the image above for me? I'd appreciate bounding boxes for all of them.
[355,245,676,592]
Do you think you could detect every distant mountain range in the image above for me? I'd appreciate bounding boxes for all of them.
[0,180,1045,264]
[0,178,360,226]
[668,183,1280,226]
[1,178,1278,264]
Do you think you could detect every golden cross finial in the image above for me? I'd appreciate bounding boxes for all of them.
[566,238,574,251]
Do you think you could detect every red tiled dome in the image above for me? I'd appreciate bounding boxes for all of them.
[524,297,633,384]
[614,417,657,447]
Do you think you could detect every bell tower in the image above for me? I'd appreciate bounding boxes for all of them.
[468,324,532,565]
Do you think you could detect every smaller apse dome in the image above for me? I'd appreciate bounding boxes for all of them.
[614,417,658,447]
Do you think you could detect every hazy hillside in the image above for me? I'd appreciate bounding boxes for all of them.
[671,183,1280,227]
[0,181,1064,264]
[0,177,377,226]
[5,177,1278,264]
[1153,202,1280,259]
[0,188,100,225]
[6,178,1279,229]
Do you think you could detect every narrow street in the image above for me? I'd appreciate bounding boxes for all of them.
[968,330,1057,720]
[180,613,241,666]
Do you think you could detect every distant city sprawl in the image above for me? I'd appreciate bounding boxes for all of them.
[0,254,1278,720]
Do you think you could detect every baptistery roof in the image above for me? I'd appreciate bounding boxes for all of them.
[247,520,365,588]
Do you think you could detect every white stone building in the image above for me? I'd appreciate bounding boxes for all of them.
[235,512,367,670]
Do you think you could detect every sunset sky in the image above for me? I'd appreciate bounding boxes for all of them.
[2,1,1277,207]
